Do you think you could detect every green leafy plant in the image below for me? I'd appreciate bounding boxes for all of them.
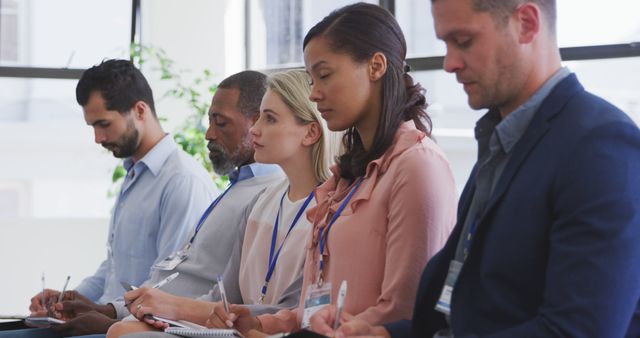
[108,44,228,197]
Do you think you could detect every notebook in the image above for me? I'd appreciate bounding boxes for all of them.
[164,327,244,338]
[151,315,205,329]
[24,316,65,327]
[0,315,27,320]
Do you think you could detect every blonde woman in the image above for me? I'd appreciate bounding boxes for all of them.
[107,69,338,338]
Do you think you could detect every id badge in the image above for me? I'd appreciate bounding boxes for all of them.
[301,282,332,329]
[435,260,462,316]
[154,244,190,271]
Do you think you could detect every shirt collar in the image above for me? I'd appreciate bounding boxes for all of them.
[123,134,176,177]
[476,67,571,156]
[496,67,571,154]
[228,162,282,183]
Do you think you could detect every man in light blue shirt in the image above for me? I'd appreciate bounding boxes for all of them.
[8,59,217,337]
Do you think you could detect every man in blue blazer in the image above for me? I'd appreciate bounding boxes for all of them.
[309,0,640,337]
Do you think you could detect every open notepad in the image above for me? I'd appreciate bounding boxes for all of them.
[165,327,243,337]
[152,316,243,338]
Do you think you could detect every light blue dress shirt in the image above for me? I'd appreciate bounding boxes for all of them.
[74,134,218,304]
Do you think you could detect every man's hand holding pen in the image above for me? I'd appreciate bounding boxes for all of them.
[52,290,117,320]
[29,289,60,317]
[30,289,117,321]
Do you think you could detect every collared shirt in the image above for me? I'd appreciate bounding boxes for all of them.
[75,134,218,306]
[454,67,571,262]
[110,162,283,319]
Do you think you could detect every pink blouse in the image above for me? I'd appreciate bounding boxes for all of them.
[258,121,458,333]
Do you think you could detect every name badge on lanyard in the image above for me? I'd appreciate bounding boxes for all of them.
[154,243,191,271]
[435,220,477,316]
[154,182,236,271]
[301,177,364,327]
[258,188,314,304]
[435,260,462,316]
[301,282,332,329]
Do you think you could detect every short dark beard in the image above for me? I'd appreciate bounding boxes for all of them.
[102,117,140,158]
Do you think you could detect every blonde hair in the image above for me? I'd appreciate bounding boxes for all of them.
[266,69,341,182]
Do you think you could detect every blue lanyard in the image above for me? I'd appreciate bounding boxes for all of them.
[317,177,364,284]
[259,188,315,303]
[462,219,479,261]
[188,181,236,244]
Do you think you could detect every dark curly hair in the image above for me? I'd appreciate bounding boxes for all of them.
[303,2,432,180]
[76,59,156,116]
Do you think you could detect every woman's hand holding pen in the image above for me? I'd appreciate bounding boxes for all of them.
[124,287,180,321]
[205,303,261,334]
[309,305,390,338]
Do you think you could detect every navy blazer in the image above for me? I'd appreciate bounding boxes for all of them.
[386,74,640,338]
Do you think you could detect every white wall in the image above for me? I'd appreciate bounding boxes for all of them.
[0,219,107,315]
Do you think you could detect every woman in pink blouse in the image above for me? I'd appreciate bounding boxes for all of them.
[207,3,458,337]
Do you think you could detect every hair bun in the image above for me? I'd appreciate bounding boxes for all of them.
[403,62,411,74]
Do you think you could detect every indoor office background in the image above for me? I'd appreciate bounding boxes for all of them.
[0,0,638,315]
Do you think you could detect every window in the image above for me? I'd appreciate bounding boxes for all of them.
[396,0,440,58]
[248,0,378,69]
[397,0,640,58]
[0,78,79,122]
[556,0,640,48]
[0,0,131,68]
[0,0,20,62]
[264,0,303,65]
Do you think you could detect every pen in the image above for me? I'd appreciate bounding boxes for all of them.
[58,276,71,303]
[152,272,179,289]
[217,275,229,313]
[41,272,46,308]
[123,273,179,308]
[120,281,138,292]
[334,280,347,331]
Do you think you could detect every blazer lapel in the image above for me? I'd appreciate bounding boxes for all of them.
[476,74,584,225]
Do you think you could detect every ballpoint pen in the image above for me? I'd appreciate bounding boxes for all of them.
[217,275,229,313]
[58,276,71,303]
[152,272,179,289]
[41,272,46,309]
[123,272,180,307]
[334,280,347,331]
[120,281,137,292]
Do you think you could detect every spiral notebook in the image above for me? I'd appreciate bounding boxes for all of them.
[164,327,243,338]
